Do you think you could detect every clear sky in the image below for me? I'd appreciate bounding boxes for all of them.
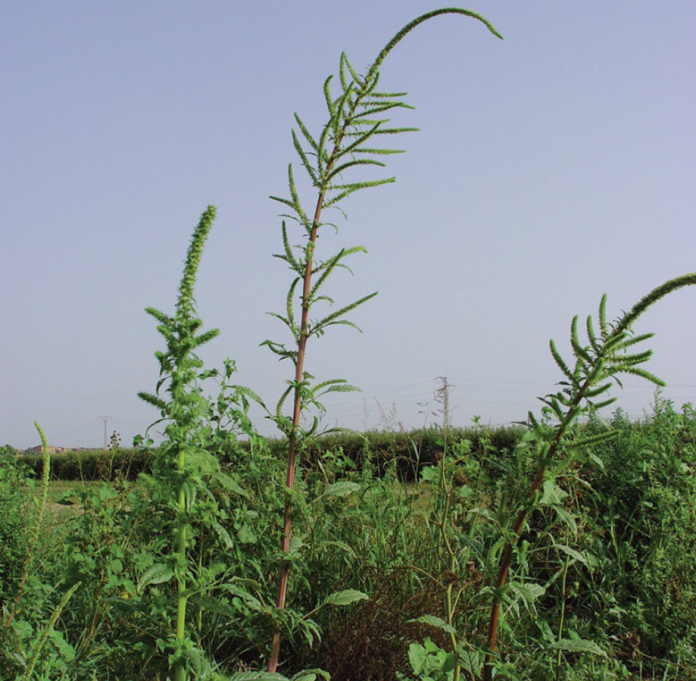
[2,2,695,449]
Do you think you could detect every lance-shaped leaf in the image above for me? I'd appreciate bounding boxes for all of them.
[260,339,297,363]
[212,470,249,498]
[322,481,361,498]
[312,379,360,398]
[291,669,331,681]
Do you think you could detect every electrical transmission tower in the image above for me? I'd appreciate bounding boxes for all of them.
[435,377,455,431]
[100,415,112,449]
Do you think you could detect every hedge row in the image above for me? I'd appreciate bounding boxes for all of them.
[15,425,524,482]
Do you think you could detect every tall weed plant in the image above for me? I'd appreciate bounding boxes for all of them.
[4,7,696,681]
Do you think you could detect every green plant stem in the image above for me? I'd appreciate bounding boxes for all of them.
[3,422,50,632]
[439,435,463,681]
[556,552,571,679]
[482,383,592,681]
[20,581,81,681]
[176,446,187,681]
[138,205,218,681]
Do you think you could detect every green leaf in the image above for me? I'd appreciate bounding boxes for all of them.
[290,670,330,681]
[550,638,606,657]
[213,471,249,498]
[138,563,174,590]
[319,540,356,557]
[237,524,258,545]
[227,674,289,681]
[539,479,568,506]
[191,595,238,620]
[212,519,235,550]
[456,644,482,676]
[324,481,360,498]
[221,584,267,614]
[322,589,369,607]
[510,582,545,604]
[553,544,587,565]
[588,451,605,471]
[552,505,578,533]
[407,615,457,635]
[408,642,429,675]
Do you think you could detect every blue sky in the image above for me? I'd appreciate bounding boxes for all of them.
[2,2,695,449]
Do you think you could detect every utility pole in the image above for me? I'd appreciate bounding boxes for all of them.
[100,415,112,450]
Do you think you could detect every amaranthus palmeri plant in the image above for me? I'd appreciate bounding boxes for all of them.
[481,273,696,680]
[262,8,503,671]
[1,423,81,680]
[138,205,259,681]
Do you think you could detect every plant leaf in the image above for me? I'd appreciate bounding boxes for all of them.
[550,638,606,656]
[138,563,174,590]
[323,481,360,498]
[407,615,457,634]
[322,589,369,607]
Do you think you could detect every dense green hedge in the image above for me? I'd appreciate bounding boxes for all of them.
[20,448,153,481]
[21,416,685,485]
[18,426,524,482]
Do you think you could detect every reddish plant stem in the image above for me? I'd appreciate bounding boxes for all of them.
[482,391,585,681]
[268,130,350,672]
[482,468,546,681]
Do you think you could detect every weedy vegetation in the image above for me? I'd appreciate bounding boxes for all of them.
[3,7,696,681]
